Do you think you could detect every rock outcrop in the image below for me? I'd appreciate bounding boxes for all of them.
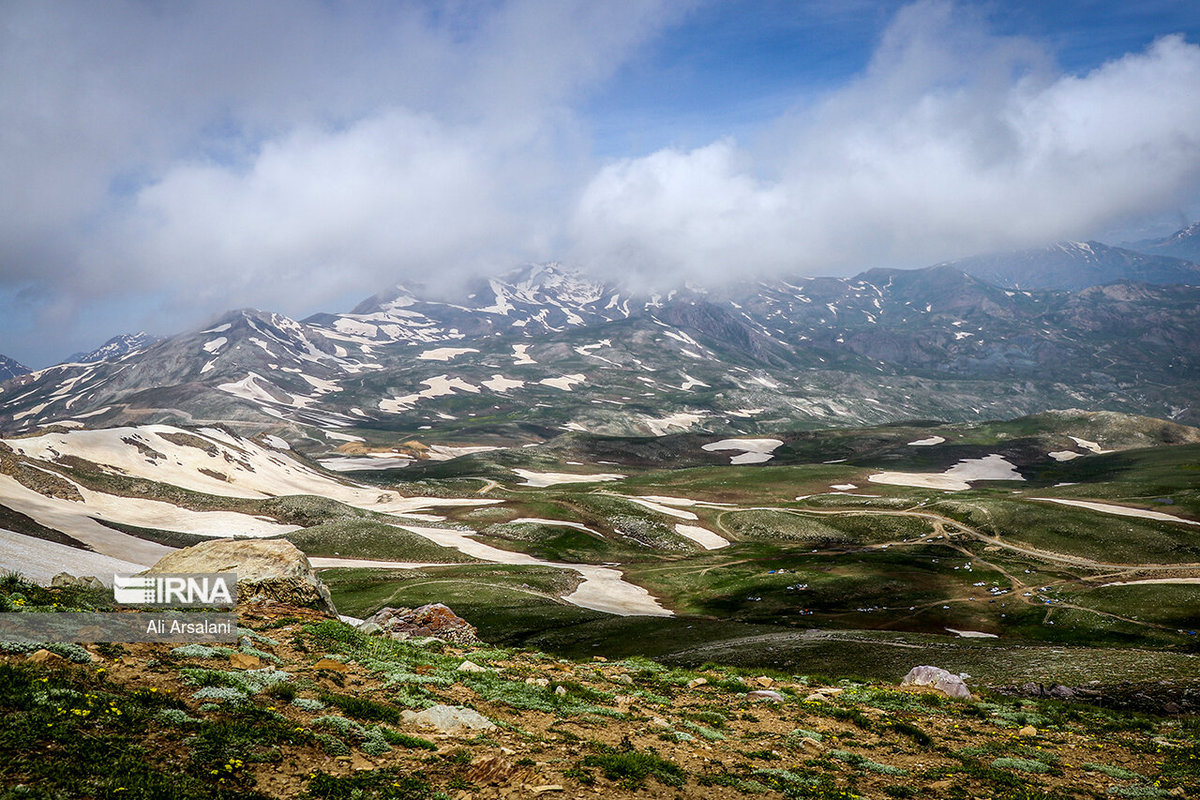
[144,539,336,614]
[900,665,972,699]
[364,603,480,645]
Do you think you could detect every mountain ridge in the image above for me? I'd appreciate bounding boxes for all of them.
[3,261,1198,438]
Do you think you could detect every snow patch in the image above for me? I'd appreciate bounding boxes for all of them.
[907,436,945,446]
[868,454,1024,491]
[512,469,624,487]
[702,438,784,464]
[674,524,729,550]
[419,347,479,361]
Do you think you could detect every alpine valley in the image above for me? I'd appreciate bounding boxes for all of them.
[2,237,1200,797]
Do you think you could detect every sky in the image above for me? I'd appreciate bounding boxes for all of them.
[2,0,1200,367]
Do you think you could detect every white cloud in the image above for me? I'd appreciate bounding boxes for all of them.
[570,1,1200,284]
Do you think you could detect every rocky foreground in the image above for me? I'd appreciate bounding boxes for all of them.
[1,576,1196,799]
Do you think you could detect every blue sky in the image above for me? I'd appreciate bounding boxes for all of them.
[2,0,1199,367]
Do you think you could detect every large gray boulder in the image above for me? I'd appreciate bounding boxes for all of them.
[144,539,336,615]
[900,665,972,700]
[401,704,495,732]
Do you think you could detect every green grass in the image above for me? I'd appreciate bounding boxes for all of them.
[283,519,480,563]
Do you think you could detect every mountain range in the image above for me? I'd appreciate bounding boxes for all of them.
[1126,221,1200,264]
[2,251,1198,442]
[935,240,1200,290]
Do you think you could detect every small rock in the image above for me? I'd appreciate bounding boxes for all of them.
[313,658,350,673]
[754,676,775,688]
[457,660,488,673]
[1018,725,1037,737]
[592,656,607,662]
[746,690,785,702]
[823,687,844,696]
[687,677,708,689]
[805,692,828,702]
[1164,702,1181,715]
[532,787,564,795]
[229,652,262,670]
[50,572,78,588]
[1048,684,1075,699]
[27,649,68,666]
[650,717,671,728]
[900,665,972,700]
[612,674,633,685]
[554,685,567,697]
[799,737,824,753]
[356,622,384,636]
[525,677,550,687]
[78,576,105,590]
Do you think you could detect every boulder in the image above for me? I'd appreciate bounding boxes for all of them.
[364,604,480,645]
[28,649,69,667]
[50,572,77,588]
[900,665,972,700]
[401,704,495,732]
[144,539,336,615]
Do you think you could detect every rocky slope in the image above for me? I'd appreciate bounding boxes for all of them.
[0,581,1193,800]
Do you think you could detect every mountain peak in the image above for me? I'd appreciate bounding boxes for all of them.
[0,354,30,382]
[65,332,159,365]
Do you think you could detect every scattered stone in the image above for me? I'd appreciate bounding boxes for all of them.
[687,677,708,689]
[612,674,633,685]
[823,687,844,696]
[1048,684,1075,699]
[144,538,336,614]
[27,649,68,666]
[356,622,384,636]
[312,658,350,673]
[1018,725,1038,737]
[457,660,488,673]
[525,677,550,687]
[746,690,785,702]
[805,692,828,702]
[401,704,495,732]
[554,685,568,697]
[49,572,104,590]
[651,717,671,728]
[592,656,607,662]
[900,665,972,700]
[754,676,775,688]
[364,604,480,645]
[229,652,262,670]
[532,786,564,794]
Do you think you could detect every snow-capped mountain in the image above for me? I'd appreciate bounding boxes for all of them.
[935,240,1200,291]
[0,355,29,382]
[66,332,161,365]
[3,260,1198,438]
[1128,222,1200,265]
[304,263,634,346]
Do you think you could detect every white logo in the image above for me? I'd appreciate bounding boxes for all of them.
[113,574,236,607]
